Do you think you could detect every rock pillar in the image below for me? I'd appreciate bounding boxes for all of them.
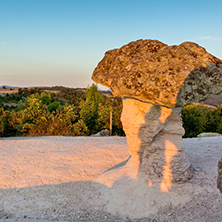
[121,98,192,191]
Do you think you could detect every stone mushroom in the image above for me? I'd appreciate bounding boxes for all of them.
[92,39,222,192]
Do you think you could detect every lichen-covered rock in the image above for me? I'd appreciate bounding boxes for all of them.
[177,63,222,106]
[92,40,222,108]
[218,158,222,193]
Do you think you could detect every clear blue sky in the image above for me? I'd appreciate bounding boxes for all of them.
[1,0,222,89]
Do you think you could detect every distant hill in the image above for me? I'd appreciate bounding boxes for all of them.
[0,85,19,88]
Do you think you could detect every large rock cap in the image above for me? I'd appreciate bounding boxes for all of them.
[92,39,222,107]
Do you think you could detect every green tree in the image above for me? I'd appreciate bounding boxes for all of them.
[182,104,209,138]
[0,108,19,137]
[0,108,4,136]
[48,101,60,113]
[40,92,51,105]
[97,97,112,130]
[20,97,51,136]
[206,105,222,133]
[72,119,88,136]
[49,105,87,136]
[112,98,125,136]
[80,84,104,134]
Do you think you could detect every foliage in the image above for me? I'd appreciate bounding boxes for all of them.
[0,84,123,137]
[181,104,222,138]
[206,104,222,134]
[80,84,104,134]
[80,84,124,136]
[0,108,4,136]
[111,98,125,136]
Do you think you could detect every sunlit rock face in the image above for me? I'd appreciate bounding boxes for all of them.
[218,158,222,193]
[92,39,222,191]
[121,98,192,192]
[92,40,222,108]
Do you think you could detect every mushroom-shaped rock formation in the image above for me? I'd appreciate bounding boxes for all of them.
[92,39,222,191]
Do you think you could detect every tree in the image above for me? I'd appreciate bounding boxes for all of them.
[206,105,222,133]
[112,98,125,136]
[97,97,112,130]
[80,84,104,134]
[182,104,209,138]
[0,108,4,136]
[40,92,51,105]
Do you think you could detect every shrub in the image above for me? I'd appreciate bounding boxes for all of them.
[182,104,209,138]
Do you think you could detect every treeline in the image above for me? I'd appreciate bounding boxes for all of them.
[0,84,124,137]
[0,84,222,138]
[18,86,86,107]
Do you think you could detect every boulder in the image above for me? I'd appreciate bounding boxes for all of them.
[92,129,110,137]
[197,132,222,138]
[92,39,222,191]
[92,40,222,108]
[218,158,222,193]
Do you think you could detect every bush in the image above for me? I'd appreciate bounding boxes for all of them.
[182,104,209,138]
[206,105,222,133]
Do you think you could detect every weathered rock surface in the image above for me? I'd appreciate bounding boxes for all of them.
[120,98,192,191]
[92,40,222,107]
[92,39,222,192]
[96,97,193,190]
[218,158,222,193]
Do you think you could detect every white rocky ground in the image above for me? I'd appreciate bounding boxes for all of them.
[0,136,221,221]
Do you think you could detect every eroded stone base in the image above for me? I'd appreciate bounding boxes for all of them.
[97,98,192,191]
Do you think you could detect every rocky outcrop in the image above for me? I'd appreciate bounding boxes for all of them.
[218,158,222,193]
[92,39,222,191]
[92,40,222,108]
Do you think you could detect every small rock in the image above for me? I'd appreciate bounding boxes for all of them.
[197,132,222,138]
[91,129,110,137]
